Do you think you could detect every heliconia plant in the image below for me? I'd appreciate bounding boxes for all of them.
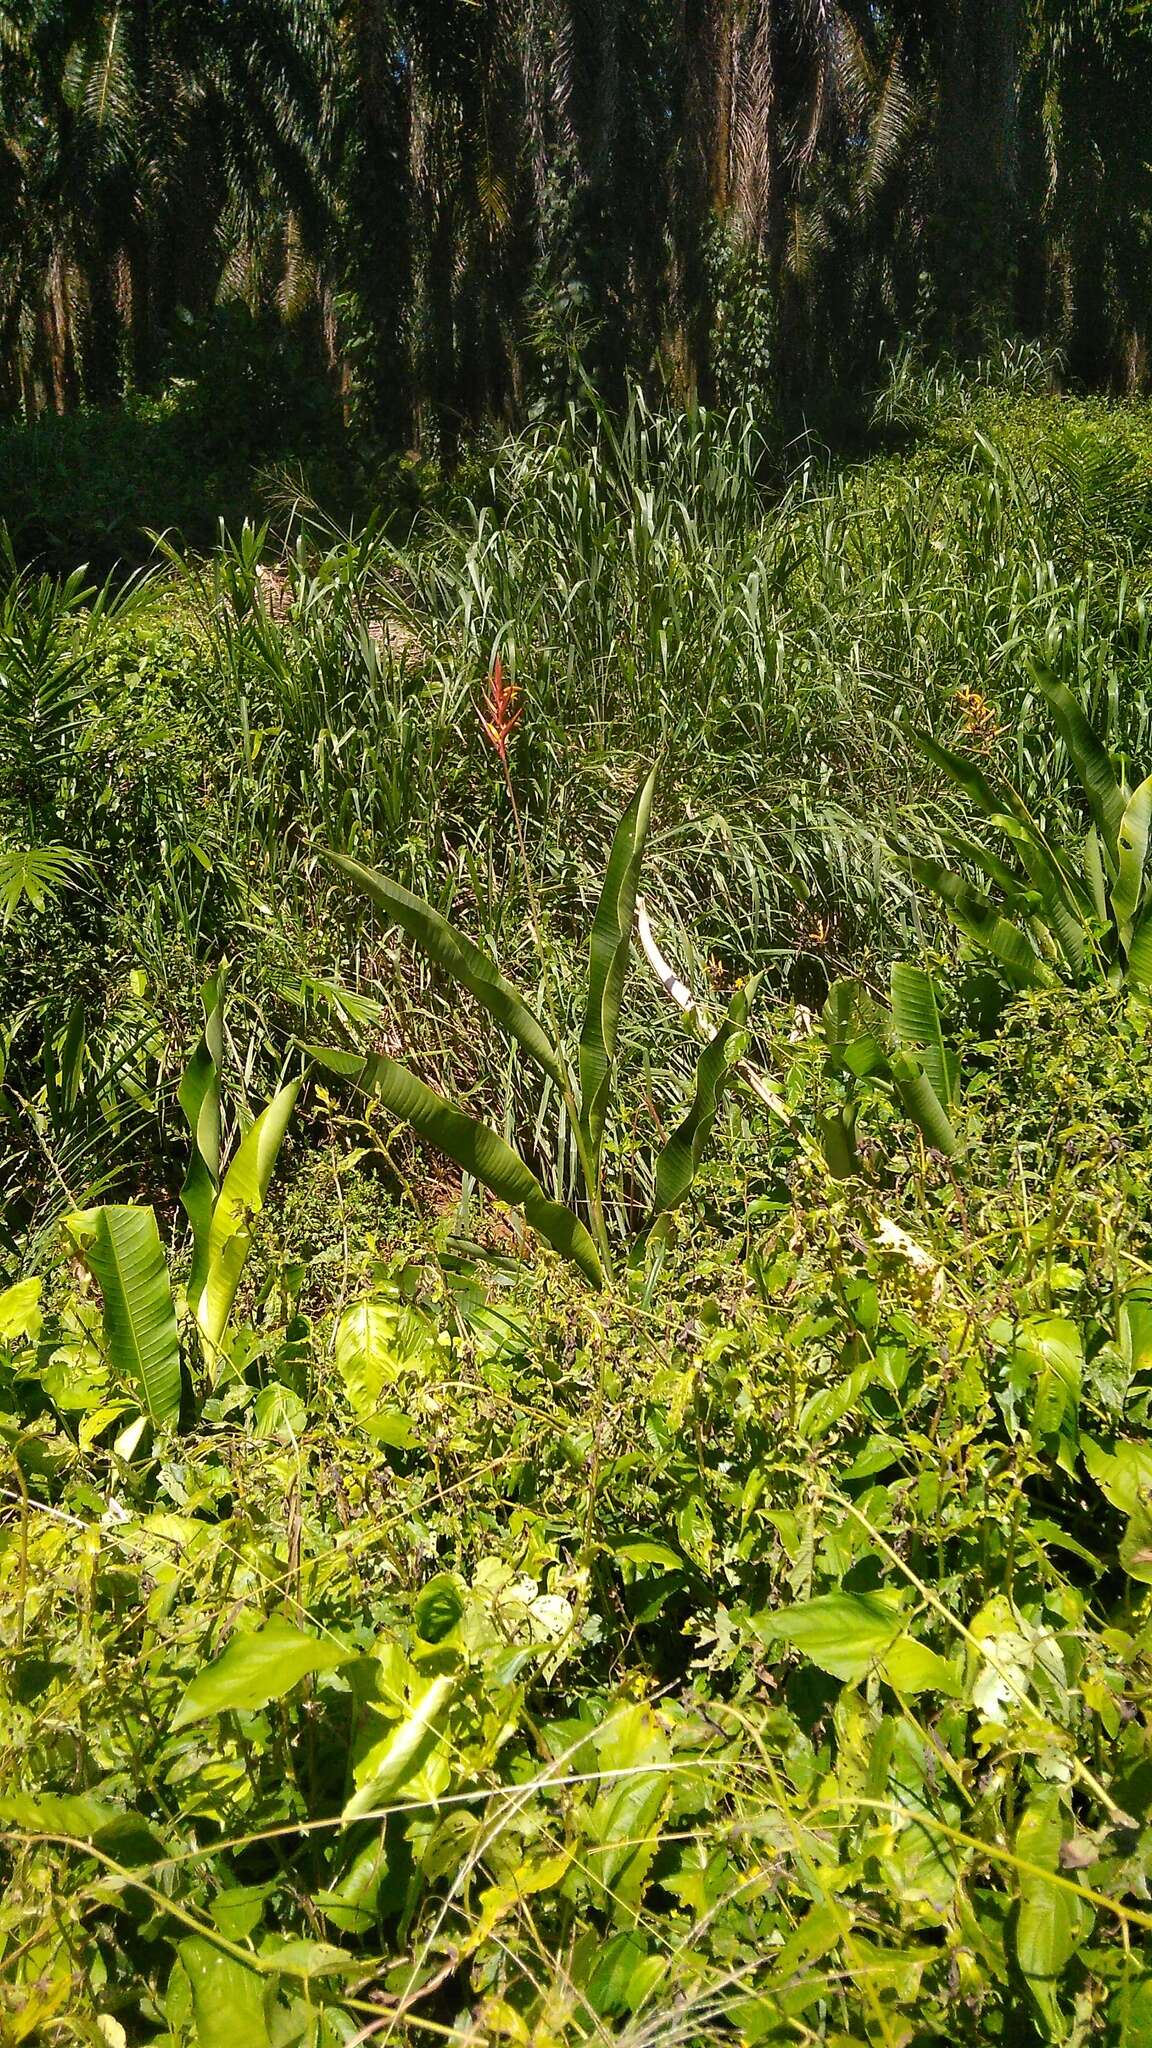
[904,668,1152,993]
[820,960,962,1173]
[315,764,751,1288]
[63,971,301,1430]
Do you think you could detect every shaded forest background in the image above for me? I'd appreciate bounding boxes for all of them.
[2,0,1151,467]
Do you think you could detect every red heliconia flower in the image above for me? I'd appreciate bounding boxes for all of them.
[480,655,522,766]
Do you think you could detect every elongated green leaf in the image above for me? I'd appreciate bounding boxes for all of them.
[890,963,957,1108]
[343,1674,455,1819]
[1034,668,1126,854]
[1127,901,1152,988]
[1083,826,1109,924]
[314,1047,602,1287]
[891,1051,961,1157]
[1015,1790,1093,2036]
[178,1937,270,2048]
[913,728,1008,823]
[1112,773,1152,938]
[651,992,747,1219]
[757,1589,904,1683]
[66,1205,180,1427]
[579,769,657,1176]
[995,816,1088,975]
[179,968,224,1302]
[197,1078,301,1354]
[172,1615,352,1729]
[941,826,1036,906]
[324,853,565,1086]
[914,727,1088,968]
[904,856,1053,986]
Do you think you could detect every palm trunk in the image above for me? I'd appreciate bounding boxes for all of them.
[930,0,1024,346]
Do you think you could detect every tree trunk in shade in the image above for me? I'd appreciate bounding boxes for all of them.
[930,0,1024,347]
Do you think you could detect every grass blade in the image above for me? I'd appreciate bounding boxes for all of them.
[578,768,657,1177]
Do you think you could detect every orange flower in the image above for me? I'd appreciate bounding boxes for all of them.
[480,656,522,765]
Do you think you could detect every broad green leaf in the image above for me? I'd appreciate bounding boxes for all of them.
[881,1636,963,1697]
[996,817,1088,976]
[817,1104,859,1179]
[1015,1789,1093,2037]
[66,1205,181,1427]
[822,978,887,1077]
[324,853,565,1086]
[890,962,957,1107]
[919,708,1090,960]
[651,990,747,1219]
[757,1589,905,1683]
[904,857,1052,987]
[579,768,657,1178]
[1111,773,1152,936]
[0,1276,41,1341]
[1083,825,1109,924]
[0,1794,165,1864]
[0,1792,124,1837]
[1034,668,1126,854]
[313,1046,602,1287]
[179,968,224,1302]
[343,1673,455,1818]
[583,1931,663,2017]
[1012,1316,1083,1436]
[171,1615,352,1729]
[414,1573,466,1642]
[891,1050,961,1157]
[177,1938,269,2048]
[1118,1505,1152,1584]
[1126,901,1152,987]
[334,1296,438,1416]
[1121,1285,1152,1375]
[1081,1435,1152,1516]
[587,1701,671,1913]
[197,1078,301,1354]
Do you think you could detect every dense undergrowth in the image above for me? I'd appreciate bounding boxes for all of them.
[3,367,1152,2042]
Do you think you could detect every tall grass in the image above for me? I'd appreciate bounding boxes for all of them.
[3,381,1152,1240]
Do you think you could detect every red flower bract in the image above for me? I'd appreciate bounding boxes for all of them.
[480,655,522,765]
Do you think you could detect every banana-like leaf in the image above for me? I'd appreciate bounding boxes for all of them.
[66,1204,181,1427]
[890,963,957,1109]
[993,815,1088,975]
[1127,903,1152,989]
[817,1105,860,1180]
[904,856,1054,987]
[313,1047,602,1288]
[913,729,1007,823]
[1034,669,1126,855]
[1111,773,1152,939]
[323,853,565,1087]
[1082,828,1109,925]
[178,968,224,1303]
[890,1051,961,1157]
[651,990,748,1220]
[578,769,657,1177]
[822,978,888,1078]
[197,1078,301,1355]
[915,727,1089,968]
[941,826,1035,907]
